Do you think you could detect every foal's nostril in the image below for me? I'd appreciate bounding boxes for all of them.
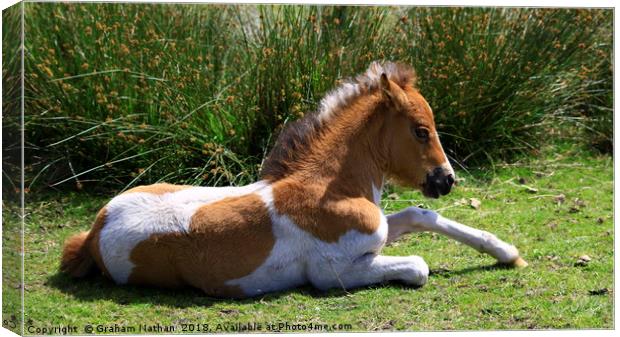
[439,176,453,195]
[446,174,455,187]
[425,168,455,198]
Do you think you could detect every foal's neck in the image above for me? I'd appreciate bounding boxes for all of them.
[297,97,387,204]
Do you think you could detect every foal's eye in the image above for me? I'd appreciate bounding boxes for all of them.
[413,127,430,142]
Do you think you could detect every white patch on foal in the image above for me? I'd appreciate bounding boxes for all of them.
[99,181,268,284]
[227,186,391,296]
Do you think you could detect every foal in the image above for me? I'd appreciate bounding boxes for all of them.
[61,62,526,298]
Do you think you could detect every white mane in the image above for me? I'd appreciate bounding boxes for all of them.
[317,61,415,123]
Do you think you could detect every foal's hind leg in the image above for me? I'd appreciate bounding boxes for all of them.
[307,254,429,291]
[386,206,527,267]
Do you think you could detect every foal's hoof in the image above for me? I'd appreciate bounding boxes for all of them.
[510,257,528,268]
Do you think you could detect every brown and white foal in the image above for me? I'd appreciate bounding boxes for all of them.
[61,62,526,298]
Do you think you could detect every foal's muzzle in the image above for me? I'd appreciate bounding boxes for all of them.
[422,167,455,199]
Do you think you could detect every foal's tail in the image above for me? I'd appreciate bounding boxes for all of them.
[60,231,95,277]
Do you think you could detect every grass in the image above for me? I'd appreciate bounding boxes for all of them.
[2,146,613,333]
[3,4,612,192]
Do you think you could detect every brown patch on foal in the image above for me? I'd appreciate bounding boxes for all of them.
[272,179,381,243]
[122,183,192,195]
[128,193,274,298]
[267,90,388,243]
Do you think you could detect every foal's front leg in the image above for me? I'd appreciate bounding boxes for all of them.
[387,206,527,267]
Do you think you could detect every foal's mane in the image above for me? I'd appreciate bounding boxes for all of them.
[260,61,416,181]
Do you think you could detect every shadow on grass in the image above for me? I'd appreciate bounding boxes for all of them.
[45,272,394,308]
[430,262,518,278]
[46,262,502,307]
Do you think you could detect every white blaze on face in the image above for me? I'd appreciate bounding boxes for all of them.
[422,97,455,178]
[437,135,455,177]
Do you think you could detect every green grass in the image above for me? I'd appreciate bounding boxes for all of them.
[2,148,612,333]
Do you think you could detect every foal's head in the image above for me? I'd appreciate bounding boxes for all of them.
[260,61,455,198]
[377,65,455,198]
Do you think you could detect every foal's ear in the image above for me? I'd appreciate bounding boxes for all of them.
[380,73,408,109]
